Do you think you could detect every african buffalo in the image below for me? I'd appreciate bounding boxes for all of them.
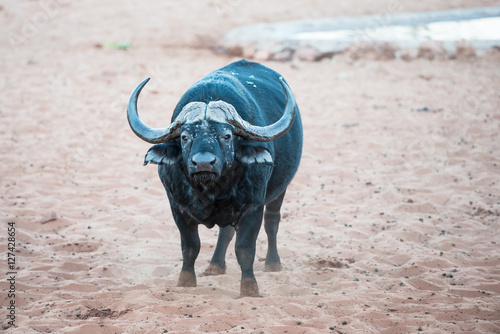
[127,60,302,297]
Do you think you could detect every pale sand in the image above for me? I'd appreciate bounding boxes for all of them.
[1,1,499,333]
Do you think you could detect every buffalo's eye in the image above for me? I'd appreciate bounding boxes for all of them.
[181,134,190,142]
[223,134,232,141]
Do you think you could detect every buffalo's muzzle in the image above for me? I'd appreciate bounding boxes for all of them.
[189,152,219,175]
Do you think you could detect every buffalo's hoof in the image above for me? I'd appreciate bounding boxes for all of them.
[177,271,196,287]
[204,263,226,276]
[240,278,260,298]
[265,263,282,272]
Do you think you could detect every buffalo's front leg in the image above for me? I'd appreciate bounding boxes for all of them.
[235,206,264,297]
[172,207,200,287]
[205,225,235,276]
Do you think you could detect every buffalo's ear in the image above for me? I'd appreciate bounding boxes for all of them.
[237,145,274,165]
[144,143,181,166]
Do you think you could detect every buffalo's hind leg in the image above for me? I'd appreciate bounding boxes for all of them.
[205,225,235,276]
[264,190,286,272]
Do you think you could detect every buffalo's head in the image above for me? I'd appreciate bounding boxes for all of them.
[127,78,296,187]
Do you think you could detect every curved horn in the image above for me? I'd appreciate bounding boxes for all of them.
[228,77,297,142]
[127,78,184,144]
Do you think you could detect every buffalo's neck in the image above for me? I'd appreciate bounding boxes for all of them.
[177,165,251,227]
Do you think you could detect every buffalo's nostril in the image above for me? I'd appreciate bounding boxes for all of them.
[191,152,217,172]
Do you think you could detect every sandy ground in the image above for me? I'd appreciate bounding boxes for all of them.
[1,1,500,333]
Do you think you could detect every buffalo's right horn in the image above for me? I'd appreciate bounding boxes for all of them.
[127,78,185,144]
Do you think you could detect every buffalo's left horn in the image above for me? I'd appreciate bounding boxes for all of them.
[127,78,184,144]
[227,77,297,142]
